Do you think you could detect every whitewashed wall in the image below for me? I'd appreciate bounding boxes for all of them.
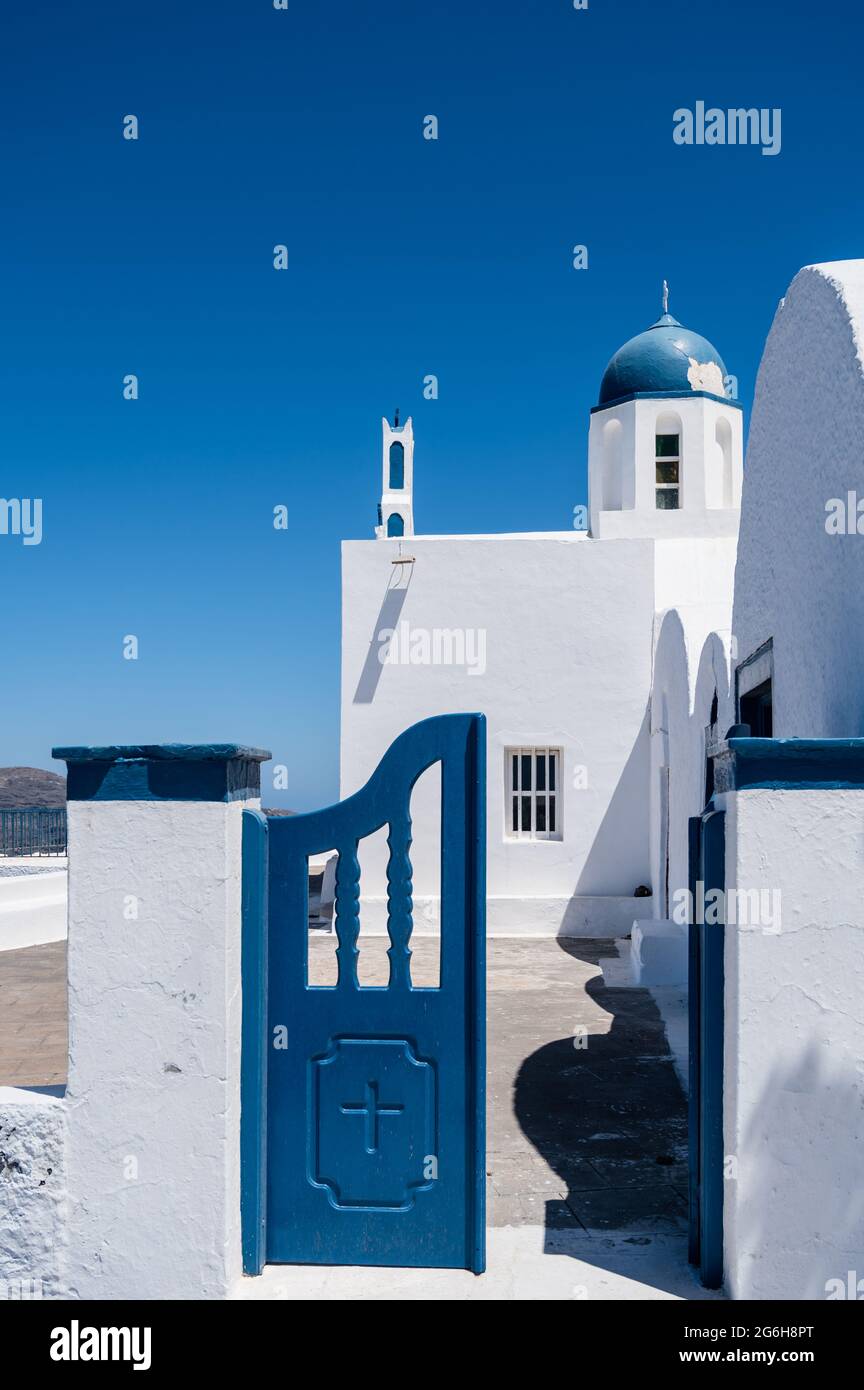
[342,533,657,934]
[64,797,247,1300]
[733,260,864,736]
[0,1088,67,1299]
[722,784,864,1299]
[341,531,738,935]
[0,745,266,1302]
[720,257,864,1298]
[650,608,735,920]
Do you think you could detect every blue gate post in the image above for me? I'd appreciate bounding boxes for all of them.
[241,809,269,1276]
[686,814,702,1270]
[688,804,726,1290]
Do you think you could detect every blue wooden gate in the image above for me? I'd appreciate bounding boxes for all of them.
[241,714,486,1274]
[687,806,725,1289]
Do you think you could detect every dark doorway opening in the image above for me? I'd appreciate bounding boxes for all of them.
[740,678,773,737]
[704,692,719,805]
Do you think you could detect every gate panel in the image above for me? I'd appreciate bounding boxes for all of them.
[243,714,486,1273]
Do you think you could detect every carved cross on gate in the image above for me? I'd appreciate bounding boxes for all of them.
[341,1080,404,1154]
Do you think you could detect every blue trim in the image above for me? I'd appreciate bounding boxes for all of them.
[688,806,725,1289]
[590,389,743,414]
[468,712,487,1274]
[241,809,269,1276]
[686,815,702,1270]
[698,809,725,1291]
[717,737,864,791]
[53,743,271,802]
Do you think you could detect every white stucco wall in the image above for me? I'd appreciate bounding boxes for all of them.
[341,530,738,935]
[63,796,248,1300]
[722,786,864,1300]
[732,260,864,737]
[650,532,737,919]
[0,1088,67,1298]
[342,533,658,933]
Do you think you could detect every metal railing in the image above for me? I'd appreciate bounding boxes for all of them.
[0,807,67,857]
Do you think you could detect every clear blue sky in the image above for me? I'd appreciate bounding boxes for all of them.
[1,0,861,809]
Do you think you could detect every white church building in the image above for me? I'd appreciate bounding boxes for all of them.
[341,291,744,935]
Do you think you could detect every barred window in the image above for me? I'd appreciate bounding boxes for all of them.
[506,748,561,840]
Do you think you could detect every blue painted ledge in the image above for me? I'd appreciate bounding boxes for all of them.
[52,743,272,803]
[590,389,743,415]
[714,738,864,792]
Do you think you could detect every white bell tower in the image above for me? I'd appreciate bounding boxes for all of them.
[588,289,743,540]
[375,411,414,539]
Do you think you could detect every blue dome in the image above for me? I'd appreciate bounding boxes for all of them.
[598,312,728,406]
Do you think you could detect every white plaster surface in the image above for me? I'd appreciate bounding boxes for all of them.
[631,919,687,986]
[356,893,642,936]
[650,616,734,920]
[342,498,737,937]
[0,1090,67,1298]
[723,787,864,1300]
[716,259,864,1297]
[62,796,249,1300]
[733,261,864,738]
[234,1229,722,1301]
[342,534,656,930]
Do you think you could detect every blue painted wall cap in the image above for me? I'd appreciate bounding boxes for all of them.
[52,742,272,764]
[56,744,272,803]
[719,736,864,791]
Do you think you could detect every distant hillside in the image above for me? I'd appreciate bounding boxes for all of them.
[0,767,66,808]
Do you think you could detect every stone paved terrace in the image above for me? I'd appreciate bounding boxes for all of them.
[1,934,693,1286]
[305,934,689,1235]
[0,940,67,1087]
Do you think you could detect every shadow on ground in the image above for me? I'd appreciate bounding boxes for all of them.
[507,937,696,1293]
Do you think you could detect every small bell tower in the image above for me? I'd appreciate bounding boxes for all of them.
[375,410,414,539]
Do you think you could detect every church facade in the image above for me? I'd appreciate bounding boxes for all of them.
[340,296,744,934]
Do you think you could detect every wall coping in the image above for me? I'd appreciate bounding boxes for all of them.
[53,743,272,803]
[714,737,864,792]
[52,743,271,763]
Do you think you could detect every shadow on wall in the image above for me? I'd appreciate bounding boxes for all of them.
[563,617,731,911]
[512,939,696,1296]
[731,1033,864,1300]
[574,707,652,896]
[352,568,412,705]
[650,613,735,910]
